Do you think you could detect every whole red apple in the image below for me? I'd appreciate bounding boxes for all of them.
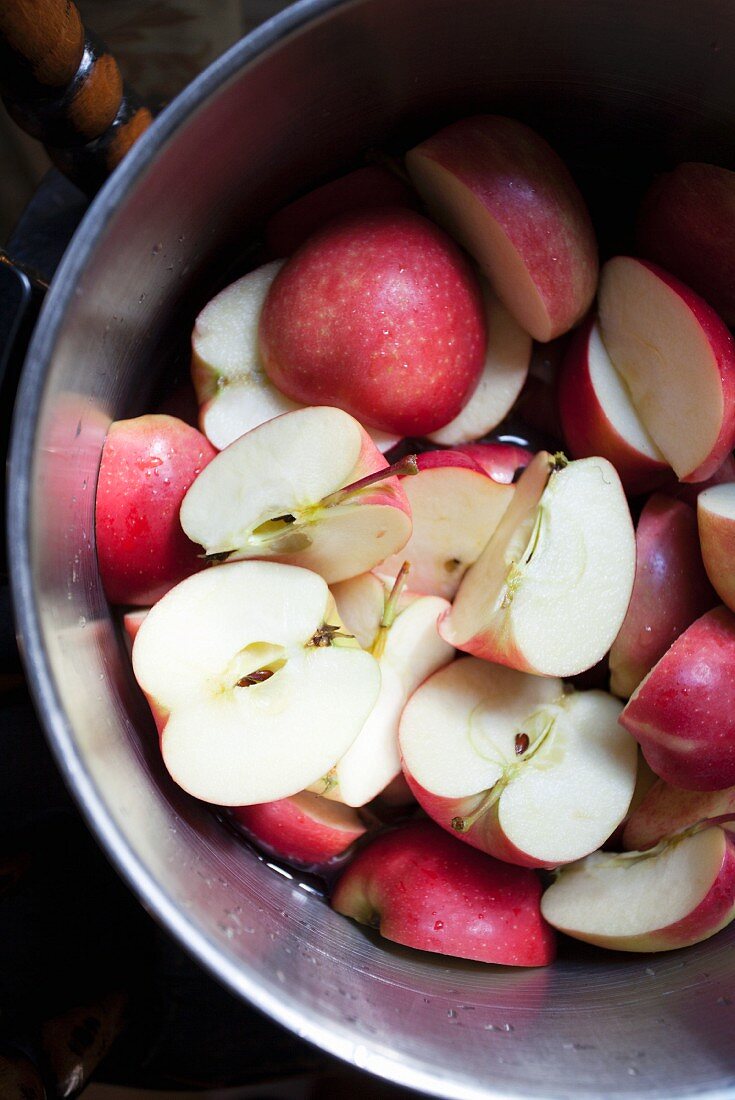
[258,208,487,437]
[331,819,555,966]
[96,414,215,606]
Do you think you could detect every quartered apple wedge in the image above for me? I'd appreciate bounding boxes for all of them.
[440,450,635,677]
[180,406,412,584]
[542,826,735,952]
[400,657,638,868]
[132,560,381,805]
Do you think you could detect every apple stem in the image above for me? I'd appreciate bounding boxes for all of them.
[452,779,507,833]
[319,455,419,508]
[371,562,410,659]
[308,623,355,648]
[550,451,569,473]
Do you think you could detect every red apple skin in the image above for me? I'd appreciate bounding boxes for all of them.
[608,494,717,699]
[406,115,598,342]
[451,442,533,482]
[258,208,487,437]
[661,453,735,507]
[623,779,735,852]
[698,492,735,613]
[637,163,735,326]
[96,415,216,606]
[331,820,556,966]
[558,316,669,495]
[621,606,735,791]
[232,792,366,867]
[265,166,417,256]
[403,772,555,870]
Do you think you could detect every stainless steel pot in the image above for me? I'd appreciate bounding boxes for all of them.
[9,1,735,1096]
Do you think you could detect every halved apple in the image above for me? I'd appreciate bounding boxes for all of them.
[191,261,397,453]
[698,484,735,612]
[332,819,556,966]
[598,256,735,482]
[378,450,517,600]
[542,826,735,952]
[180,406,412,584]
[427,286,531,446]
[132,560,381,805]
[441,451,635,677]
[623,780,735,852]
[406,115,598,341]
[316,573,453,806]
[399,657,637,868]
[232,791,367,867]
[558,316,668,494]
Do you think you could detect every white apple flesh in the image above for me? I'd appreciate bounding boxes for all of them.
[598,256,735,482]
[542,826,735,952]
[180,406,412,584]
[191,261,397,453]
[317,574,453,806]
[132,560,381,805]
[378,451,516,600]
[400,658,637,868]
[427,286,531,446]
[441,451,636,678]
[698,484,735,612]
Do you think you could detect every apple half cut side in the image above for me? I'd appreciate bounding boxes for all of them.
[132,560,381,805]
[541,826,735,952]
[406,115,598,342]
[558,317,668,495]
[331,819,556,966]
[427,286,532,446]
[378,451,517,600]
[312,580,453,807]
[598,256,735,483]
[620,606,735,792]
[191,262,398,454]
[698,484,735,612]
[608,493,716,699]
[441,450,636,678]
[400,657,637,868]
[232,791,367,867]
[180,406,412,585]
[623,780,735,852]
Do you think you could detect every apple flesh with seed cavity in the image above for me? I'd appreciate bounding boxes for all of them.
[95,414,216,606]
[331,819,556,966]
[426,286,531,446]
[441,450,636,678]
[265,165,417,256]
[542,826,735,952]
[378,450,519,600]
[132,560,381,805]
[191,260,397,454]
[558,316,668,494]
[623,779,735,852]
[406,115,598,342]
[311,583,453,807]
[180,406,412,584]
[621,606,735,791]
[598,256,735,482]
[637,162,735,326]
[400,657,637,868]
[608,493,716,699]
[258,208,487,437]
[232,791,366,867]
[698,484,735,612]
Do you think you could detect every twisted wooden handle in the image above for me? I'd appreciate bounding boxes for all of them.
[0,0,153,193]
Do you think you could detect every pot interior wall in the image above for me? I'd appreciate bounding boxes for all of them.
[13,1,735,1097]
